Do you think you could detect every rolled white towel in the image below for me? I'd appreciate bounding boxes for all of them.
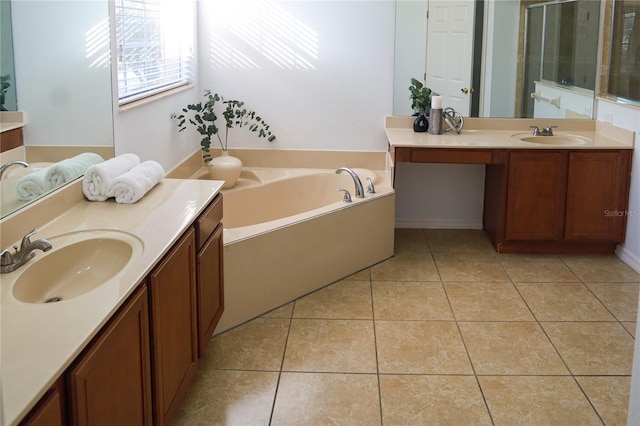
[16,167,49,201]
[45,152,105,188]
[82,153,140,201]
[107,161,165,204]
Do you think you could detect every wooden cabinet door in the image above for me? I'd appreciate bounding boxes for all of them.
[565,151,631,241]
[20,379,65,426]
[68,286,152,426]
[506,151,568,240]
[148,228,198,426]
[197,223,224,358]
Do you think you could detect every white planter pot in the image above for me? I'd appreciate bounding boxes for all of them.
[208,150,242,188]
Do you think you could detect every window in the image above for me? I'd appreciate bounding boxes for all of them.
[114,0,194,105]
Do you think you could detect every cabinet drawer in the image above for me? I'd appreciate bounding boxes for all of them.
[195,194,223,250]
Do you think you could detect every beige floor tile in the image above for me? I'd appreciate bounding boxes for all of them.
[444,281,534,321]
[479,376,601,426]
[542,322,635,375]
[344,268,370,281]
[459,322,568,375]
[173,370,278,425]
[370,253,440,281]
[622,321,637,337]
[262,302,294,319]
[585,282,640,322]
[577,376,631,426]
[372,281,453,320]
[379,375,492,425]
[516,282,615,321]
[560,254,640,282]
[425,229,495,253]
[283,319,377,373]
[394,228,429,253]
[293,280,373,319]
[499,254,579,282]
[375,320,473,374]
[433,252,510,282]
[203,318,290,371]
[271,372,381,426]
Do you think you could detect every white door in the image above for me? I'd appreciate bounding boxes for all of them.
[425,0,475,116]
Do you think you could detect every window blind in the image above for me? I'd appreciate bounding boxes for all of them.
[114,0,194,105]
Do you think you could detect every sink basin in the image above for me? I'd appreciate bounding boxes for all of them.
[511,133,591,146]
[11,230,143,304]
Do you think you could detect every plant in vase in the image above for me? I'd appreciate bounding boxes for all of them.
[173,90,276,188]
[1,75,11,111]
[409,78,434,132]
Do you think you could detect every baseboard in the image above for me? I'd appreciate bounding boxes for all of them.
[616,245,640,274]
[395,219,483,230]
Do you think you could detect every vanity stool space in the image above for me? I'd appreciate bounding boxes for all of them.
[387,117,635,254]
[18,193,224,426]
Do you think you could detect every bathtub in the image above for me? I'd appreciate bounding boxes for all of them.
[195,166,395,332]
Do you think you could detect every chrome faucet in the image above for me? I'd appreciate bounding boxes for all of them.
[0,160,29,180]
[336,167,364,198]
[1,229,52,273]
[530,125,557,136]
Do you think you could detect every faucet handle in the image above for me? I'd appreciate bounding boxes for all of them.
[530,126,540,136]
[0,249,14,267]
[543,125,558,135]
[337,188,352,203]
[20,229,38,250]
[366,177,375,194]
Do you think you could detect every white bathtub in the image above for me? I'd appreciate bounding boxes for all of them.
[195,167,395,332]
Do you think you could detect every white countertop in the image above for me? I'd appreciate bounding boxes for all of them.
[1,178,223,425]
[385,116,635,150]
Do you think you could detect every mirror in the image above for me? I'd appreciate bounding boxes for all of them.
[1,0,114,218]
[0,1,17,111]
[393,0,600,119]
[606,0,640,103]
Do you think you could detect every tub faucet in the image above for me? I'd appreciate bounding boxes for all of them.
[1,229,52,273]
[0,160,29,180]
[335,167,364,198]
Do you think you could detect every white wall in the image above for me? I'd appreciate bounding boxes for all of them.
[12,1,113,146]
[393,0,427,116]
[196,0,395,152]
[481,0,519,118]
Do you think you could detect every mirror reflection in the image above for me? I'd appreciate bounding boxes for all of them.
[393,0,600,119]
[0,0,114,219]
[608,0,640,102]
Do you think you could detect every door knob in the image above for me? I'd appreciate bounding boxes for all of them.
[460,88,474,94]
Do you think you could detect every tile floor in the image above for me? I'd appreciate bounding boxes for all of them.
[174,229,640,425]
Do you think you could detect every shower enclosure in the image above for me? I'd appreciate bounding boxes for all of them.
[521,0,600,118]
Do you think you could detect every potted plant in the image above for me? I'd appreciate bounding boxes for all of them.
[1,75,11,111]
[409,78,433,132]
[173,90,276,188]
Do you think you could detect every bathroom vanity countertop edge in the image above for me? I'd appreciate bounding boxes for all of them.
[385,116,635,150]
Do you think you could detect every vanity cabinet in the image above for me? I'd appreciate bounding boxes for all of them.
[195,195,224,358]
[506,151,567,240]
[16,193,224,426]
[148,227,198,426]
[67,285,152,426]
[564,151,631,240]
[487,149,632,252]
[19,379,66,426]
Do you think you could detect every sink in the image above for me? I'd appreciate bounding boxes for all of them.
[11,230,143,304]
[511,133,591,146]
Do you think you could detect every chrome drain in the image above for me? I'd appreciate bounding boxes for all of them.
[44,297,63,303]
